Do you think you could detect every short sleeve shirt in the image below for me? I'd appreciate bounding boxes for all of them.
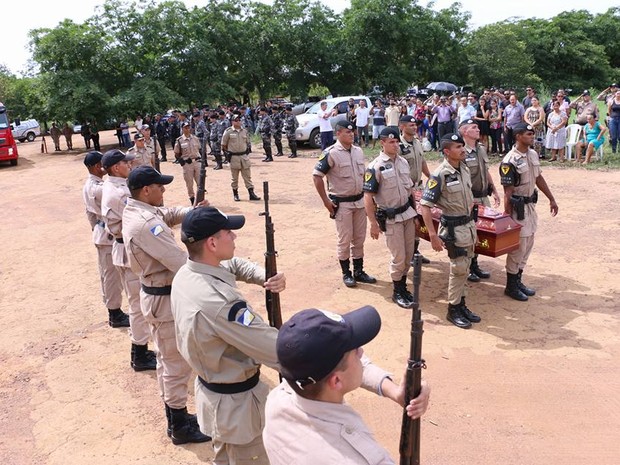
[313,140,365,203]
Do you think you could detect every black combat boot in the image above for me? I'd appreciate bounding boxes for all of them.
[108,308,130,328]
[468,255,490,282]
[413,238,431,264]
[232,189,240,202]
[189,197,195,205]
[504,273,528,301]
[288,141,298,158]
[339,259,356,287]
[400,276,414,302]
[262,146,273,162]
[352,258,376,284]
[517,269,536,296]
[392,280,414,308]
[460,296,481,323]
[275,140,284,156]
[214,159,223,170]
[446,303,472,329]
[169,406,211,445]
[248,188,261,201]
[130,343,157,371]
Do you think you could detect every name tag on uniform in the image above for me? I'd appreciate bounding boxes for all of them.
[465,155,476,163]
[516,158,526,166]
[446,180,461,187]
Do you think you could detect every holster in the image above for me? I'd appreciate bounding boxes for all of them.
[330,200,339,220]
[224,151,232,163]
[178,158,186,166]
[510,195,526,220]
[438,223,468,259]
[375,209,387,232]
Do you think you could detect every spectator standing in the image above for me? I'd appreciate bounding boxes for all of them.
[120,120,131,148]
[545,101,568,162]
[370,99,386,149]
[607,89,620,154]
[384,99,401,128]
[317,101,335,151]
[134,115,143,133]
[570,90,599,126]
[355,99,370,147]
[597,83,619,106]
[433,96,456,140]
[522,87,537,109]
[457,96,476,124]
[503,95,525,151]
[488,99,503,155]
[474,96,490,151]
[524,97,545,157]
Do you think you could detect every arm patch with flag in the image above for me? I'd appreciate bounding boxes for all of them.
[421,176,441,203]
[363,168,379,193]
[314,150,331,173]
[227,301,256,326]
[500,163,518,186]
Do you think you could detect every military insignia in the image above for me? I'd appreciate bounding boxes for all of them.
[319,151,327,160]
[501,165,510,175]
[451,134,458,140]
[227,301,256,326]
[150,224,164,236]
[237,309,255,326]
[427,179,438,189]
[364,172,372,182]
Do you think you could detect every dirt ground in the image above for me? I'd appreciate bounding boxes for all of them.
[1,130,619,465]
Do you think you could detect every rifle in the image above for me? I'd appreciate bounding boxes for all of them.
[194,145,207,205]
[259,181,282,329]
[399,252,426,465]
[153,138,161,172]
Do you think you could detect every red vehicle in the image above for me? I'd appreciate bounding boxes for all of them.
[0,102,19,166]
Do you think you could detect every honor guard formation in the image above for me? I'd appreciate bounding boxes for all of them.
[81,96,561,463]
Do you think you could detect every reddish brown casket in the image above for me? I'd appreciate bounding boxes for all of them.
[414,191,522,258]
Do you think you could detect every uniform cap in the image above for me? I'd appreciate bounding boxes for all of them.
[182,122,191,128]
[127,165,174,190]
[231,114,241,121]
[512,122,534,135]
[134,133,145,140]
[459,118,476,128]
[611,83,618,88]
[277,306,381,387]
[399,115,415,123]
[181,207,245,243]
[285,105,293,111]
[218,110,225,116]
[141,124,151,131]
[379,127,400,139]
[335,120,354,131]
[440,133,464,145]
[101,149,135,169]
[84,151,103,167]
[582,89,590,96]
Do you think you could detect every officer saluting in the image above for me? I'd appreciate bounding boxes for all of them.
[419,133,480,329]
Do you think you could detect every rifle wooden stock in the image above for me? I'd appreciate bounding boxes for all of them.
[259,181,282,329]
[153,138,160,172]
[399,252,426,465]
[194,147,207,205]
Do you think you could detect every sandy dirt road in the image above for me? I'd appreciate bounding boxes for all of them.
[0,131,619,465]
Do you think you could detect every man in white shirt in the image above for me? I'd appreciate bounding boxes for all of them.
[457,96,476,124]
[355,100,370,147]
[318,101,335,150]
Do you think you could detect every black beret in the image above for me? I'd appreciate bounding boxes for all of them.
[399,115,415,123]
[379,127,400,139]
[512,122,534,135]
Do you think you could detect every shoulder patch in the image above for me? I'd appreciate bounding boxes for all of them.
[227,301,255,326]
[499,162,518,186]
[421,175,442,203]
[314,150,330,174]
[150,224,164,236]
[363,168,379,193]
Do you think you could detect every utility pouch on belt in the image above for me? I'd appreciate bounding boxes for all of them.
[178,158,186,166]
[224,151,232,163]
[472,205,479,222]
[375,209,387,232]
[438,232,468,259]
[531,189,538,204]
[510,195,525,220]
[330,200,340,220]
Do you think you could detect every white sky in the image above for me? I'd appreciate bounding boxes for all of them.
[0,0,616,76]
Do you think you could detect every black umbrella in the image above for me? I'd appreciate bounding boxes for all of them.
[425,82,458,93]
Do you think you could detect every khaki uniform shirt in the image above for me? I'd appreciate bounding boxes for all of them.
[144,137,159,157]
[221,126,249,153]
[420,159,477,247]
[171,257,280,443]
[363,152,416,225]
[464,143,490,199]
[174,134,201,160]
[313,140,365,208]
[399,135,425,188]
[501,147,541,237]
[263,358,394,465]
[82,174,114,246]
[101,176,131,267]
[127,145,153,168]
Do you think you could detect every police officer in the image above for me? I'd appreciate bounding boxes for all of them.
[314,120,376,288]
[174,122,202,205]
[222,114,261,202]
[122,166,210,445]
[500,122,558,301]
[100,149,157,369]
[207,113,223,169]
[171,207,286,465]
[217,110,231,165]
[419,133,480,329]
[283,105,299,158]
[363,127,417,308]
[82,151,128,328]
[259,107,274,162]
[458,118,501,282]
[168,114,181,152]
[141,124,159,167]
[271,104,284,157]
[192,112,208,167]
[399,114,431,264]
[154,113,168,162]
[50,123,62,151]
[127,133,152,168]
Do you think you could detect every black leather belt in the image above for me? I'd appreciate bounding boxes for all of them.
[229,151,246,156]
[441,205,478,227]
[329,193,364,203]
[378,199,413,219]
[198,370,260,394]
[472,190,485,198]
[115,238,124,243]
[141,284,172,295]
[513,189,538,204]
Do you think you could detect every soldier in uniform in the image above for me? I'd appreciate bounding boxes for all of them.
[363,127,418,308]
[259,107,274,162]
[122,166,210,445]
[217,110,231,165]
[313,120,376,288]
[168,114,181,152]
[100,149,157,370]
[283,105,299,158]
[141,124,159,166]
[222,114,261,202]
[500,122,558,301]
[263,306,430,464]
[62,122,74,150]
[174,122,202,205]
[171,207,286,465]
[208,113,224,170]
[127,133,153,168]
[82,151,128,328]
[192,112,208,167]
[419,133,480,329]
[398,115,431,264]
[458,119,501,282]
[50,123,62,151]
[271,104,284,157]
[154,114,168,162]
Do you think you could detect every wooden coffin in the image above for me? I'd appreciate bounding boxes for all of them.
[414,192,522,258]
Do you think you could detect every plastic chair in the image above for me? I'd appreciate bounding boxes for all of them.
[595,144,604,161]
[565,124,583,160]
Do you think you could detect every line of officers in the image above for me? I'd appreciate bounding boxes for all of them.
[314,115,557,329]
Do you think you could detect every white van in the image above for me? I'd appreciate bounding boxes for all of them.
[11,119,41,142]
